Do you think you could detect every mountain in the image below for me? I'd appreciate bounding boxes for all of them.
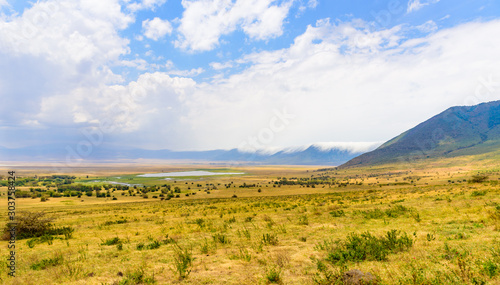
[341,100,500,168]
[0,143,379,166]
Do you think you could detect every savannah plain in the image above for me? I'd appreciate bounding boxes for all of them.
[1,156,500,284]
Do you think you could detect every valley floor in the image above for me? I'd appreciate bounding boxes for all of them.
[1,162,500,284]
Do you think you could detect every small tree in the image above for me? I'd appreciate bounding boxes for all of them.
[468,175,488,183]
[3,211,54,240]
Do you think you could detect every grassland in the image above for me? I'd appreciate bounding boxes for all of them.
[1,159,500,284]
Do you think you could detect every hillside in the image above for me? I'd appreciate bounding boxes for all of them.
[341,100,500,167]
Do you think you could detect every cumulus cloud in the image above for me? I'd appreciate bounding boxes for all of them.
[175,0,294,52]
[407,0,440,13]
[127,0,167,12]
[0,0,132,132]
[2,1,499,153]
[142,17,172,40]
[167,19,500,150]
[0,0,129,111]
[166,67,204,77]
[210,61,233,70]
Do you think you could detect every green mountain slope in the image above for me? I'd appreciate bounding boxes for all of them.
[341,100,500,167]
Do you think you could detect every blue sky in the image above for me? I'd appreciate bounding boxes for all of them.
[0,0,499,156]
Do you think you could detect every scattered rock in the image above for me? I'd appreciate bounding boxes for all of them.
[343,269,377,285]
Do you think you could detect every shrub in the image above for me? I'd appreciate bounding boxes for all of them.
[262,233,279,246]
[102,237,121,246]
[265,266,282,284]
[329,210,345,217]
[471,190,487,197]
[468,175,488,183]
[30,253,64,270]
[213,233,230,244]
[385,205,409,218]
[172,244,193,279]
[324,230,413,264]
[3,211,54,240]
[312,260,345,285]
[482,259,499,278]
[361,209,385,219]
[146,240,161,250]
[118,268,155,285]
[163,234,175,244]
[298,215,309,225]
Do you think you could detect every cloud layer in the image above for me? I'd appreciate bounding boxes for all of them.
[1,1,499,153]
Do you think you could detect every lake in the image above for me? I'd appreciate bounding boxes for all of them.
[137,170,244,177]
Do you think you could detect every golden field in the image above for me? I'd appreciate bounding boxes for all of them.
[0,158,499,284]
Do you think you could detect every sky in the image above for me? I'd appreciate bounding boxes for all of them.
[0,0,499,154]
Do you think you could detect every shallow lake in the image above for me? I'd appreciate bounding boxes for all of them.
[137,171,244,177]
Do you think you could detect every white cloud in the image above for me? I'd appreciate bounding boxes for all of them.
[407,0,440,13]
[142,17,172,40]
[175,0,294,52]
[127,0,167,12]
[120,58,150,70]
[164,19,500,150]
[2,1,500,153]
[415,20,437,32]
[166,67,204,77]
[307,0,318,8]
[0,0,131,131]
[0,0,9,8]
[0,0,132,64]
[210,61,233,70]
[237,142,382,155]
[314,142,383,153]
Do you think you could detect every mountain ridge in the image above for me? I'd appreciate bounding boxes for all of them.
[340,100,500,168]
[0,143,380,166]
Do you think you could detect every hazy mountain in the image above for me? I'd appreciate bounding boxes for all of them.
[341,100,500,167]
[0,143,378,166]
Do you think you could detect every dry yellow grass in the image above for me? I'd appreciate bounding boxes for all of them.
[0,161,499,284]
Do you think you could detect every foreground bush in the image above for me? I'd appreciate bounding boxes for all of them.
[321,230,413,264]
[2,211,74,240]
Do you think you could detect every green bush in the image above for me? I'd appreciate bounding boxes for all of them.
[298,215,309,225]
[468,175,488,183]
[329,210,345,217]
[2,211,74,240]
[471,190,487,197]
[172,244,193,279]
[118,268,155,285]
[146,240,161,250]
[262,233,279,246]
[361,209,385,219]
[213,233,230,244]
[102,237,121,246]
[30,253,64,270]
[324,230,413,264]
[265,266,282,283]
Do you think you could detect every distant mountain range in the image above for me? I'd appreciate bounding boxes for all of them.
[341,100,500,167]
[7,100,498,167]
[0,143,380,166]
